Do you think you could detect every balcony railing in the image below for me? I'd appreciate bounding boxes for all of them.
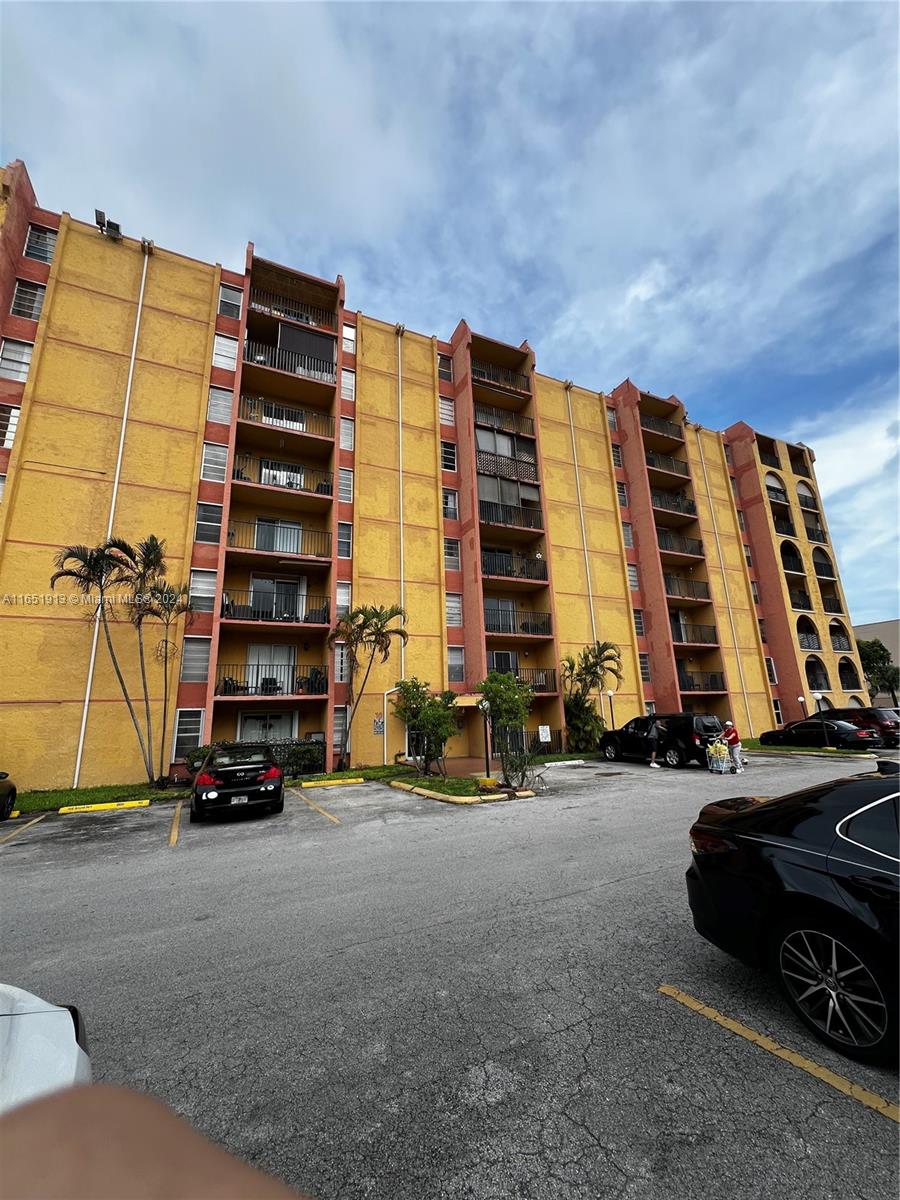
[474,404,534,437]
[671,623,718,645]
[664,576,710,601]
[781,556,805,575]
[239,395,334,440]
[678,671,726,692]
[227,521,332,559]
[215,663,329,697]
[651,490,696,516]
[488,665,558,693]
[814,565,836,580]
[244,340,335,383]
[759,451,781,468]
[479,500,543,529]
[830,634,852,652]
[805,525,828,543]
[492,727,565,756]
[221,590,330,624]
[798,632,822,650]
[774,518,796,537]
[248,288,336,331]
[471,359,530,393]
[798,494,819,512]
[790,590,813,610]
[766,486,789,504]
[484,609,552,636]
[233,454,333,496]
[646,451,689,477]
[822,596,843,614]
[481,552,548,581]
[657,530,704,556]
[640,413,683,440]
[476,449,538,483]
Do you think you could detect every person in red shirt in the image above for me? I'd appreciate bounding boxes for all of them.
[722,720,743,772]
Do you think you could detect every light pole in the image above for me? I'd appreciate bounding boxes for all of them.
[607,689,616,730]
[797,695,806,724]
[812,692,828,748]
[478,698,491,779]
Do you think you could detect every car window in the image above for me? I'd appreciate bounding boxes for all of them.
[840,797,899,861]
[873,709,899,721]
[739,779,890,847]
[694,716,722,734]
[625,719,648,735]
[211,750,272,766]
[791,721,817,733]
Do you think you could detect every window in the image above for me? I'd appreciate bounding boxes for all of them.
[341,369,356,402]
[339,467,354,503]
[751,579,760,603]
[616,481,627,508]
[338,522,352,558]
[188,569,217,613]
[772,699,783,725]
[334,641,349,684]
[737,509,746,531]
[646,702,656,716]
[627,563,639,590]
[0,339,32,381]
[639,653,651,682]
[24,225,57,263]
[336,582,352,618]
[332,707,348,754]
[448,646,465,682]
[441,441,457,471]
[0,474,5,502]
[340,417,355,450]
[622,522,634,548]
[207,386,232,424]
[724,443,734,466]
[11,280,45,321]
[195,502,222,544]
[218,284,242,319]
[443,488,459,520]
[765,657,778,685]
[212,334,238,371]
[744,544,752,567]
[607,407,618,431]
[444,538,461,570]
[342,324,356,355]
[438,353,453,382]
[180,637,211,682]
[612,444,623,468]
[173,710,204,761]
[842,798,899,859]
[730,476,738,498]
[446,593,463,626]
[758,618,767,643]
[633,608,645,636]
[200,442,228,483]
[0,405,19,450]
[439,396,455,426]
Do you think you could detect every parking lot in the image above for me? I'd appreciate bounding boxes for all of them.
[1,755,896,1199]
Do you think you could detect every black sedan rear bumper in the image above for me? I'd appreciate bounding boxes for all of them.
[192,784,283,816]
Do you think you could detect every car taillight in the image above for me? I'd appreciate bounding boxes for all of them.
[689,824,732,855]
[693,734,701,745]
[195,772,220,787]
[258,765,282,781]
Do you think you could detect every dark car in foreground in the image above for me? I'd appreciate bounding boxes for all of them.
[0,771,16,821]
[828,707,899,749]
[686,765,898,1063]
[759,718,883,751]
[191,743,285,822]
[601,712,723,767]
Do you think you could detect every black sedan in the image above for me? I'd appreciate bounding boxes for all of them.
[686,766,898,1063]
[191,743,285,822]
[0,770,16,821]
[759,718,883,751]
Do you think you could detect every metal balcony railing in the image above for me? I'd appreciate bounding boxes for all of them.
[227,521,332,559]
[774,518,796,537]
[484,609,552,636]
[474,404,535,437]
[805,525,828,543]
[790,590,813,610]
[640,412,683,439]
[657,530,704,556]
[767,486,789,504]
[678,672,726,692]
[645,451,689,477]
[492,727,565,756]
[671,623,718,645]
[248,288,336,330]
[839,670,862,691]
[664,576,710,600]
[822,596,843,614]
[651,490,696,516]
[476,449,538,483]
[233,454,333,496]
[830,634,852,652]
[781,556,805,575]
[488,665,558,693]
[798,632,822,651]
[759,451,781,468]
[238,395,334,439]
[481,552,548,581]
[479,500,543,529]
[244,340,335,383]
[798,494,819,512]
[215,663,329,697]
[221,590,330,624]
[471,359,530,393]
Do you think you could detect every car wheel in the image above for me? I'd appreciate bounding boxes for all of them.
[603,741,621,762]
[664,746,686,768]
[772,917,898,1065]
[0,790,14,821]
[189,803,203,824]
[271,797,285,815]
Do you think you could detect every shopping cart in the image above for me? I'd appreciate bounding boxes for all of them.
[706,738,736,774]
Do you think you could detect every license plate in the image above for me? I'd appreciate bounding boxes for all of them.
[230,795,249,805]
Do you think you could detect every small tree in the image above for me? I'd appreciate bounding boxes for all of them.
[391,678,457,775]
[857,638,899,706]
[146,582,194,782]
[477,670,534,788]
[561,640,623,751]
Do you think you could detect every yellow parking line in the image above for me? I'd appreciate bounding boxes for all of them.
[0,813,49,844]
[659,984,899,1125]
[168,799,183,848]
[296,791,341,825]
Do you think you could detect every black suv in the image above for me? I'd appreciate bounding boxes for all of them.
[191,743,285,822]
[827,707,899,748]
[600,712,723,767]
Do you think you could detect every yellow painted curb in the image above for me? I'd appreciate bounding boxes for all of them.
[58,800,151,815]
[390,780,417,792]
[10,810,19,819]
[514,790,536,798]
[301,777,364,789]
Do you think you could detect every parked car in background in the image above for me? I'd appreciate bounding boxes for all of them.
[600,712,723,767]
[686,766,898,1063]
[0,770,16,820]
[0,984,91,1113]
[190,743,285,823]
[827,707,899,748]
[759,719,883,751]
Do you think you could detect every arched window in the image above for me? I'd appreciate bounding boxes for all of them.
[847,695,865,708]
[796,616,820,650]
[838,658,861,691]
[796,480,818,512]
[780,541,805,574]
[765,472,788,503]
[805,655,831,692]
[812,548,834,579]
[828,620,851,652]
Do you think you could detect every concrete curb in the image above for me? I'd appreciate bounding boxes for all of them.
[58,799,151,815]
[301,778,364,789]
[390,779,531,805]
[745,751,879,763]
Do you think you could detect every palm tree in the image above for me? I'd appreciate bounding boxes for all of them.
[327,604,408,768]
[146,583,194,781]
[50,543,154,781]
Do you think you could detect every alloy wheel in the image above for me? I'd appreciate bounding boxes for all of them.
[779,929,888,1049]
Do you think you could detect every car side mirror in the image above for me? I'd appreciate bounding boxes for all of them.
[0,772,8,781]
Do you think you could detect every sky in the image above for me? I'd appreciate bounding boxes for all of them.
[2,1,897,622]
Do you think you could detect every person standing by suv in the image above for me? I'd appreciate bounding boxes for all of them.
[722,720,743,772]
[647,718,666,768]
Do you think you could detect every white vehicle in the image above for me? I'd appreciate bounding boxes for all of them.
[0,984,92,1114]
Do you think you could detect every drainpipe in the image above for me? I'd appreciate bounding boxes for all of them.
[396,324,406,678]
[72,240,152,788]
[382,684,402,765]
[565,381,597,644]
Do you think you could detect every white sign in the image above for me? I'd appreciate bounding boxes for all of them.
[538,725,552,743]
[373,715,385,735]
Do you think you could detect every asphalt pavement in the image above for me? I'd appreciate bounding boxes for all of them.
[1,755,897,1199]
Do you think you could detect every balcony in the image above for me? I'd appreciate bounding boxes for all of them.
[248,288,336,331]
[479,500,543,531]
[651,491,697,525]
[814,564,836,580]
[488,665,558,693]
[481,552,548,583]
[484,608,552,637]
[791,458,812,479]
[474,404,534,437]
[471,359,530,393]
[664,576,710,601]
[822,596,843,614]
[781,555,805,575]
[640,412,683,441]
[657,530,704,558]
[232,454,333,509]
[215,663,329,699]
[221,590,330,625]
[805,524,828,543]
[790,590,813,610]
[671,623,718,645]
[238,395,334,442]
[774,517,796,537]
[831,633,852,652]
[798,494,819,512]
[798,632,821,651]
[244,339,335,384]
[227,521,332,561]
[645,451,690,482]
[678,671,726,693]
[766,486,789,504]
[476,449,538,483]
[759,451,781,468]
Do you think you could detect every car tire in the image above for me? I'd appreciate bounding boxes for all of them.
[770,915,898,1065]
[0,790,14,821]
[663,745,686,768]
[189,803,203,824]
[602,741,622,762]
[271,797,285,815]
